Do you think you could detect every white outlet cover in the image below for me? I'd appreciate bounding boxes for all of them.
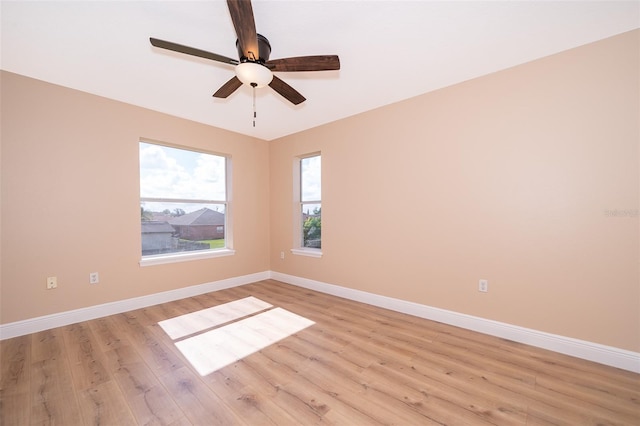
[47,277,57,289]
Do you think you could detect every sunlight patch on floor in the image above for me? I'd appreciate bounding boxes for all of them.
[174,307,315,376]
[158,297,315,376]
[158,296,272,339]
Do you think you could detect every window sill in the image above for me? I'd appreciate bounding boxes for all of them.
[140,249,235,267]
[290,248,322,258]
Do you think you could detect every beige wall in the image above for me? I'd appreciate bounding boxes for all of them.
[1,71,270,324]
[269,30,639,351]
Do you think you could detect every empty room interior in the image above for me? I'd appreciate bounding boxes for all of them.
[1,1,639,425]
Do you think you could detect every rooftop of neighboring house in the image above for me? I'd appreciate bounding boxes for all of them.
[168,208,225,226]
[141,221,176,234]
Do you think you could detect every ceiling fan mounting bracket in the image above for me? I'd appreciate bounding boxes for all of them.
[237,33,271,63]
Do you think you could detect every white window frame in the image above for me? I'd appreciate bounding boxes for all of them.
[291,153,322,258]
[139,140,234,266]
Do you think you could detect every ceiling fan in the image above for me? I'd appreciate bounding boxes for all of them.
[150,0,340,105]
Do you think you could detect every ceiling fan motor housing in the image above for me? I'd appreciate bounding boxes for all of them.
[236,33,271,62]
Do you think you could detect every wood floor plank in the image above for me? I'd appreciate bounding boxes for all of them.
[364,358,527,425]
[208,361,309,425]
[127,384,190,426]
[300,328,496,424]
[1,279,638,425]
[242,351,332,417]
[88,316,127,352]
[1,393,31,426]
[248,339,390,424]
[264,325,436,424]
[0,335,32,426]
[30,375,84,426]
[103,344,189,425]
[77,380,138,425]
[62,322,112,391]
[31,328,65,363]
[0,334,31,395]
[158,366,246,425]
[30,328,83,425]
[300,353,444,425]
[532,373,640,424]
[111,311,185,376]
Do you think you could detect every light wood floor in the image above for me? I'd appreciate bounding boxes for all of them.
[1,279,638,425]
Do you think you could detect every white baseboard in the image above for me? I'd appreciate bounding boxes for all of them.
[2,269,638,373]
[270,271,640,374]
[0,271,270,341]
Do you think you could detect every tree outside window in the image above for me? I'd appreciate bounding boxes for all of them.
[300,155,321,249]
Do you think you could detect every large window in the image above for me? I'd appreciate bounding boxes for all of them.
[139,141,232,264]
[293,153,321,256]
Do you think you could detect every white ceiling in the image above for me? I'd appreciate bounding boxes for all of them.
[2,1,638,141]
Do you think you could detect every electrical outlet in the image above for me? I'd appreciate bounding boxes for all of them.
[479,279,488,293]
[47,276,57,289]
[89,272,99,284]
[280,251,285,259]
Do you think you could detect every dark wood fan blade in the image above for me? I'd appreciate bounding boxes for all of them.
[269,76,306,105]
[227,0,258,60]
[150,38,239,65]
[213,76,243,98]
[266,55,340,72]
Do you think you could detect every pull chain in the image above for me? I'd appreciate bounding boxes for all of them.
[251,82,257,127]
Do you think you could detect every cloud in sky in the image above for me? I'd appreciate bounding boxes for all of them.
[140,142,226,213]
[301,155,321,201]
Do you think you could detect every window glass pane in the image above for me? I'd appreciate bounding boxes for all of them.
[301,155,321,202]
[141,202,226,256]
[140,142,226,201]
[302,203,321,248]
[140,141,229,258]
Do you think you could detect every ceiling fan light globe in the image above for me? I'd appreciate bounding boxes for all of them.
[235,62,273,88]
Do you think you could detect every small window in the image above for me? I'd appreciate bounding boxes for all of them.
[139,141,232,263]
[292,153,321,257]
